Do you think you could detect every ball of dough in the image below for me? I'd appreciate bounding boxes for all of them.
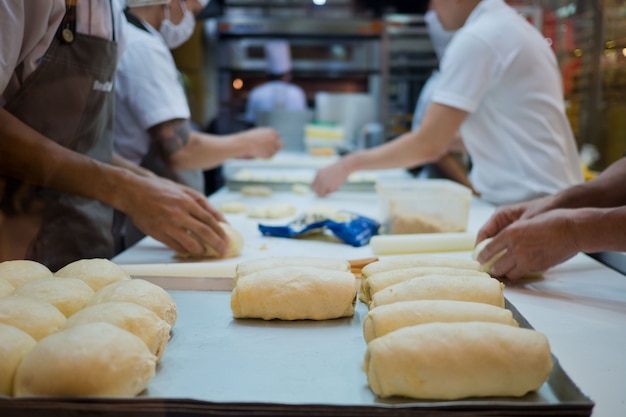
[64,301,171,361]
[55,258,131,291]
[14,322,157,397]
[88,279,177,326]
[0,260,53,288]
[0,323,37,396]
[0,296,66,340]
[13,277,94,317]
[0,277,14,297]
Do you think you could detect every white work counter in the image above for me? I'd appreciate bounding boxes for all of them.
[111,187,626,417]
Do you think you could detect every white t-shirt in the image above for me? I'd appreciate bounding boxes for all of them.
[113,18,190,164]
[0,0,125,106]
[432,0,583,205]
[245,80,307,124]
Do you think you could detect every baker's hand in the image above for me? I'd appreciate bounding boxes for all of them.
[478,209,580,280]
[236,127,283,159]
[312,161,350,197]
[122,176,228,256]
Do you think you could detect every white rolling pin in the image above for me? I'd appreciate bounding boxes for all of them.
[120,262,236,278]
[369,232,477,255]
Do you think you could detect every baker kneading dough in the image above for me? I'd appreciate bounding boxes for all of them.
[0,296,66,340]
[472,237,507,275]
[235,256,351,283]
[0,277,14,297]
[360,255,480,279]
[231,266,356,320]
[13,277,95,317]
[362,321,553,400]
[362,299,518,343]
[369,275,505,309]
[0,259,53,288]
[0,323,37,396]
[55,258,131,291]
[14,322,157,397]
[64,301,171,361]
[88,279,178,327]
[177,222,244,259]
[360,266,490,304]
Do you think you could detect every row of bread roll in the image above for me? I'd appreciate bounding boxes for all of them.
[231,257,356,320]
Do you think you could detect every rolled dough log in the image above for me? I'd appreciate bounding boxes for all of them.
[0,296,66,340]
[362,321,553,400]
[0,323,36,396]
[369,232,476,255]
[0,260,53,288]
[361,255,480,279]
[472,237,507,274]
[55,258,131,291]
[13,277,94,317]
[362,299,518,343]
[235,256,350,282]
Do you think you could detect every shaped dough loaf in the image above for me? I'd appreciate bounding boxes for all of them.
[13,277,94,317]
[363,321,552,400]
[14,322,156,397]
[0,278,14,297]
[231,266,356,320]
[55,258,131,291]
[0,296,66,341]
[362,299,518,343]
[0,323,36,396]
[369,275,505,309]
[361,255,480,279]
[0,260,53,288]
[235,256,350,283]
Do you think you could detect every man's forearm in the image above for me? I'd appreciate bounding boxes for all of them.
[572,206,626,253]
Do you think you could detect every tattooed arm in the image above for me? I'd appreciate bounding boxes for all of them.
[148,119,283,172]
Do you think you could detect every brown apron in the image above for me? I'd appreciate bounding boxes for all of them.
[0,1,118,271]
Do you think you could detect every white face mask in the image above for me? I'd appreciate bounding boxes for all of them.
[159,1,196,49]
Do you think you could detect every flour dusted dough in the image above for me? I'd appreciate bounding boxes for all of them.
[360,255,480,279]
[0,260,53,288]
[363,322,552,400]
[13,277,94,317]
[231,266,356,320]
[235,256,351,282]
[55,258,131,291]
[88,279,178,326]
[64,301,171,361]
[0,323,36,396]
[0,296,66,340]
[177,222,244,259]
[369,275,505,309]
[360,266,490,304]
[0,278,14,297]
[362,299,518,343]
[14,322,157,397]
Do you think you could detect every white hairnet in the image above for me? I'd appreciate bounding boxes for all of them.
[265,40,292,75]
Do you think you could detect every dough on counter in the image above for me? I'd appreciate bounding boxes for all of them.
[235,256,351,282]
[219,201,248,214]
[13,277,95,317]
[362,299,518,343]
[55,258,131,291]
[231,266,357,320]
[369,275,505,309]
[291,183,311,195]
[177,221,244,259]
[360,266,490,304]
[360,255,480,279]
[240,185,273,197]
[0,260,53,288]
[390,211,465,234]
[472,238,507,275]
[14,322,157,397]
[64,301,171,361]
[0,277,14,297]
[362,321,553,400]
[0,323,37,396]
[246,203,296,219]
[88,279,178,326]
[0,296,66,341]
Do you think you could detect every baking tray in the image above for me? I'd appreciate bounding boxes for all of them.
[0,286,594,417]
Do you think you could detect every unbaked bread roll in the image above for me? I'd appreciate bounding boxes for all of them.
[362,299,518,343]
[363,322,553,400]
[64,301,171,361]
[219,201,247,214]
[55,258,131,291]
[0,323,37,396]
[0,277,14,297]
[369,275,505,309]
[231,266,356,320]
[0,296,66,340]
[240,185,272,196]
[360,266,490,304]
[360,255,480,279]
[13,277,95,317]
[0,260,53,288]
[235,256,350,282]
[88,279,177,326]
[247,203,297,219]
[472,238,507,274]
[177,222,244,259]
[14,322,157,397]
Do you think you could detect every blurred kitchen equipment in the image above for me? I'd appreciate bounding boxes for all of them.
[255,109,314,152]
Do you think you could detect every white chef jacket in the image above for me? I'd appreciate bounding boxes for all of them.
[432,0,583,205]
[245,80,307,124]
[113,18,190,165]
[0,0,125,106]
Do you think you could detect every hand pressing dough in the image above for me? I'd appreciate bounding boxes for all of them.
[362,299,518,343]
[64,301,171,361]
[247,204,296,219]
[362,321,553,400]
[369,275,505,309]
[240,185,272,196]
[0,323,36,396]
[361,255,480,279]
[177,222,243,259]
[0,260,53,288]
[14,322,157,397]
[0,278,14,297]
[0,296,66,340]
[360,266,490,304]
[88,279,178,326]
[55,258,131,291]
[13,277,94,317]
[472,238,507,274]
[231,266,356,320]
[235,256,351,282]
